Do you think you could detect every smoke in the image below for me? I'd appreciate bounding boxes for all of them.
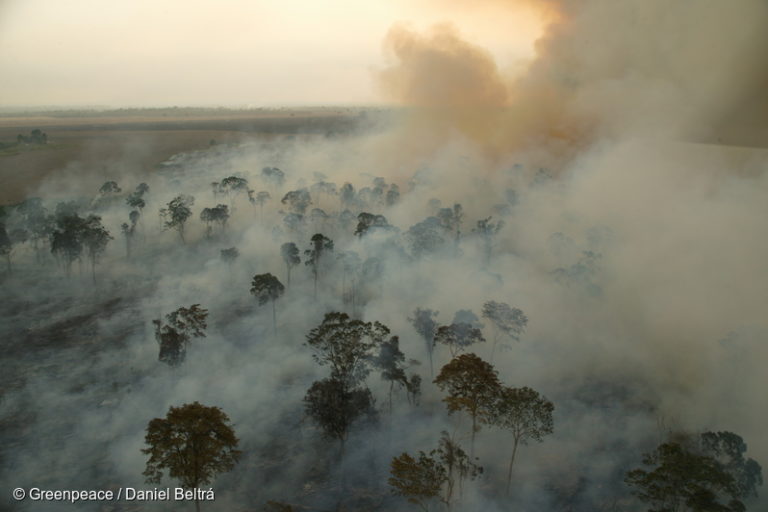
[379,0,768,154]
[1,1,767,511]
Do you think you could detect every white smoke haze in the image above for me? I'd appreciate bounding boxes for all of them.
[1,1,767,511]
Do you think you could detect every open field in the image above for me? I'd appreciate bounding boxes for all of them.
[0,109,363,205]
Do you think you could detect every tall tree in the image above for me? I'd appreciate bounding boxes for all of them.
[409,308,439,376]
[434,431,482,505]
[374,335,408,413]
[50,214,86,277]
[160,195,194,243]
[305,311,390,390]
[481,301,528,360]
[250,273,285,334]
[80,215,113,284]
[280,242,300,286]
[152,304,209,367]
[0,223,11,273]
[473,217,504,266]
[389,451,447,512]
[434,353,500,457]
[355,212,393,237]
[251,190,271,219]
[489,386,554,494]
[281,189,312,215]
[200,204,229,237]
[304,233,333,297]
[303,377,376,457]
[143,402,241,512]
[625,431,763,512]
[434,322,485,358]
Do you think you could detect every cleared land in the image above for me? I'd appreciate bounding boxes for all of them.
[0,109,361,205]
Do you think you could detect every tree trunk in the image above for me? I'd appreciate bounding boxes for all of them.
[470,415,477,459]
[91,258,96,285]
[286,264,291,286]
[506,438,520,495]
[272,300,277,336]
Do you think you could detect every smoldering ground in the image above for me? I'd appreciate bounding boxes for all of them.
[2,1,768,511]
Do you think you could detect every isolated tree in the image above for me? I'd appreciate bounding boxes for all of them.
[304,377,376,456]
[473,217,504,266]
[406,217,449,258]
[80,215,112,284]
[374,336,407,412]
[99,181,122,196]
[389,451,447,512]
[261,166,285,187]
[219,176,249,202]
[281,189,312,215]
[160,195,194,242]
[409,308,439,376]
[253,190,271,219]
[482,301,528,360]
[152,304,209,367]
[126,183,149,211]
[489,386,554,494]
[386,184,401,207]
[355,212,393,237]
[250,273,285,334]
[200,204,229,237]
[305,311,390,390]
[50,214,86,276]
[434,431,482,505]
[434,353,500,456]
[437,203,464,240]
[143,401,241,512]
[700,431,763,500]
[625,431,763,512]
[279,242,300,286]
[0,223,11,273]
[434,323,485,357]
[220,247,239,267]
[304,233,333,297]
[340,182,356,209]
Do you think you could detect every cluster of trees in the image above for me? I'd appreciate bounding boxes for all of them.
[16,128,48,145]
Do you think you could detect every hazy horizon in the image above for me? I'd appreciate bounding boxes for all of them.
[0,0,541,108]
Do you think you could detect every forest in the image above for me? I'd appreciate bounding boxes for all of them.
[1,118,765,511]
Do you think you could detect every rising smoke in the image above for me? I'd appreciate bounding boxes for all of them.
[1,1,767,511]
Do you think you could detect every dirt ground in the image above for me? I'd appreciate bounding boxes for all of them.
[0,109,359,205]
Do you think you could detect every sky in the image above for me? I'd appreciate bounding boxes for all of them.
[0,0,543,107]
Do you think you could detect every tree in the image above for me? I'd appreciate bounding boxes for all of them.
[434,431,482,505]
[50,214,86,277]
[374,335,407,412]
[99,181,122,196]
[409,308,439,376]
[340,182,356,209]
[220,247,239,267]
[355,212,393,237]
[80,215,113,284]
[121,210,140,258]
[304,233,333,297]
[0,223,11,273]
[252,190,271,219]
[218,176,249,204]
[280,242,300,286]
[261,166,285,187]
[200,204,229,237]
[303,377,376,456]
[626,431,762,512]
[481,301,528,361]
[143,401,241,512]
[152,304,209,367]
[305,311,390,390]
[160,195,194,242]
[406,217,449,258]
[250,273,285,334]
[437,203,463,240]
[434,322,485,358]
[389,451,447,512]
[434,353,500,457]
[489,386,554,494]
[473,217,504,266]
[281,189,312,215]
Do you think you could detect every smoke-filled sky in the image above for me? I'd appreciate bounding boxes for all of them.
[0,0,542,107]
